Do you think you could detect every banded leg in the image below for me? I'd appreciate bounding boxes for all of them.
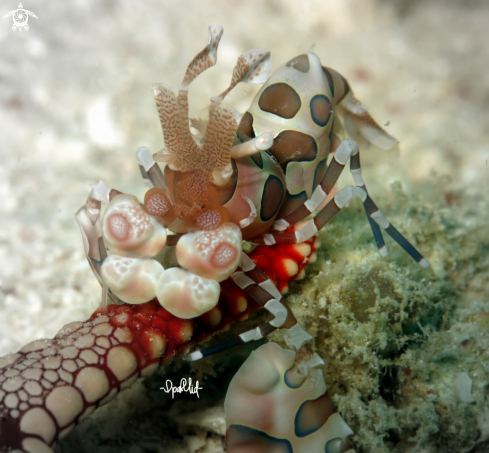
[136,146,166,189]
[274,64,398,230]
[365,205,387,256]
[185,254,296,361]
[349,145,388,257]
[261,138,427,266]
[273,139,387,256]
[257,184,429,268]
[274,138,350,229]
[363,195,429,267]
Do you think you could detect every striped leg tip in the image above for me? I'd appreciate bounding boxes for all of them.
[419,258,430,268]
[379,245,388,257]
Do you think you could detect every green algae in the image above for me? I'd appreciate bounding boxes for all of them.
[267,178,489,453]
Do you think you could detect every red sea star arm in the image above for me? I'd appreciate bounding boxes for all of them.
[0,240,318,452]
[0,297,256,452]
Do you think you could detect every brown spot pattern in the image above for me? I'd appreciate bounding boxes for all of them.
[250,152,264,169]
[226,425,293,453]
[286,54,310,73]
[269,130,317,170]
[238,112,255,139]
[258,83,301,119]
[338,74,351,102]
[322,67,335,97]
[310,95,332,127]
[313,159,328,189]
[294,391,336,437]
[260,175,284,222]
[235,113,263,167]
[278,190,308,219]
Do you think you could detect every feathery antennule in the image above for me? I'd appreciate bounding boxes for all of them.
[176,25,224,145]
[153,26,273,186]
[213,49,272,104]
[152,84,200,171]
[181,25,223,88]
[152,25,223,172]
[204,49,272,186]
[189,117,209,142]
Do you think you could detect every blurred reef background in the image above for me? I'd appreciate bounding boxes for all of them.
[1,0,488,451]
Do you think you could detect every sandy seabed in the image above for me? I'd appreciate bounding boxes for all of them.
[1,1,488,451]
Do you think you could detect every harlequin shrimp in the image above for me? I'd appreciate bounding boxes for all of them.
[225,342,355,453]
[0,26,429,452]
